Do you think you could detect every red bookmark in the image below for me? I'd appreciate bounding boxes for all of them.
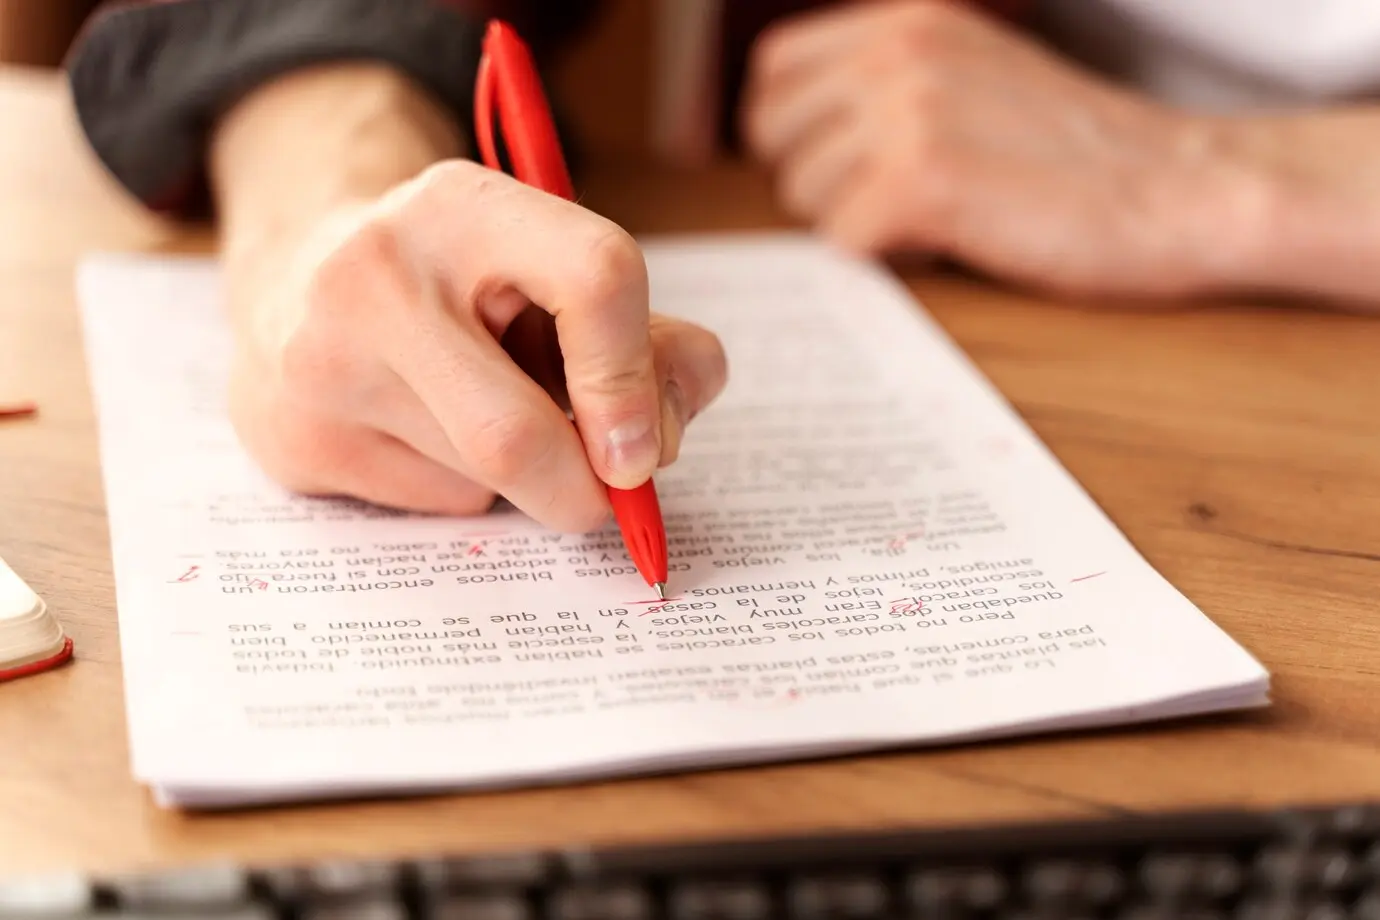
[475,20,670,598]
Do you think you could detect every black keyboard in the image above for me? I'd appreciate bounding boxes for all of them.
[5,802,1380,918]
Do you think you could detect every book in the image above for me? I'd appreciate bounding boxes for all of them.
[0,555,71,682]
[75,233,1269,809]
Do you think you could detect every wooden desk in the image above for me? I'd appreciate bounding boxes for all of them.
[5,65,1380,879]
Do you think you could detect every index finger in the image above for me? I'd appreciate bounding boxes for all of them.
[398,162,662,491]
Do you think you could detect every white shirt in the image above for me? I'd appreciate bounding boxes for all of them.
[1037,0,1380,110]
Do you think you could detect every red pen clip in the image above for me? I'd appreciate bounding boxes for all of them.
[475,20,669,599]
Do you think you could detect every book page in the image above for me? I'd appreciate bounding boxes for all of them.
[77,234,1267,807]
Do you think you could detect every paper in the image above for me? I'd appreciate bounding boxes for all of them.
[76,233,1268,808]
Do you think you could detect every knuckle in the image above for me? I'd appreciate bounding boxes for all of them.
[778,171,808,217]
[412,158,489,198]
[748,24,793,82]
[306,219,399,326]
[895,124,956,216]
[239,410,340,497]
[467,411,552,484]
[577,225,648,307]
[901,119,941,169]
[698,337,730,403]
[861,30,917,79]
[823,185,894,253]
[740,102,772,157]
[899,65,942,113]
[437,488,500,518]
[277,325,346,408]
[898,1,952,47]
[585,364,653,401]
[539,485,609,534]
[405,159,507,228]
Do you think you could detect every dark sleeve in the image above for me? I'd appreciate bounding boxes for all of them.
[64,0,602,216]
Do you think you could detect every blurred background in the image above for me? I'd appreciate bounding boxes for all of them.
[0,0,654,163]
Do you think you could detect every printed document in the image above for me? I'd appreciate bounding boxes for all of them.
[76,233,1269,808]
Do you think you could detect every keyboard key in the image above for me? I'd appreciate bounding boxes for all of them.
[429,892,532,920]
[962,868,1008,909]
[306,860,400,895]
[1024,860,1081,902]
[909,866,1009,910]
[547,883,651,920]
[1115,908,1226,920]
[1354,890,1380,920]
[1084,863,1128,903]
[0,873,91,915]
[300,894,406,920]
[1024,859,1124,904]
[1234,898,1349,920]
[415,854,548,890]
[1327,804,1380,838]
[1139,852,1241,900]
[787,873,889,918]
[667,878,772,920]
[262,859,398,903]
[1254,846,1360,892]
[112,863,248,907]
[1197,854,1245,899]
[113,908,272,920]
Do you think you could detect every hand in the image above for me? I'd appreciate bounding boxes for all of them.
[741,0,1270,298]
[223,159,727,531]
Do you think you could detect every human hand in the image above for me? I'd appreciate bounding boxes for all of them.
[222,159,727,531]
[741,0,1270,298]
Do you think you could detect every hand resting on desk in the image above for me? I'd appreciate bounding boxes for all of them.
[741,0,1380,308]
[208,64,727,531]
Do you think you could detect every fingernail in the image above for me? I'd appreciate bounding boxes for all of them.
[605,416,659,481]
[659,379,688,465]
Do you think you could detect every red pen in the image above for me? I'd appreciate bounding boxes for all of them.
[475,19,670,600]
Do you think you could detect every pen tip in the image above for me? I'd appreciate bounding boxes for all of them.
[653,582,666,600]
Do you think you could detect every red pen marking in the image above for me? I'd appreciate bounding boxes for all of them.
[170,565,200,583]
[888,597,926,615]
[1071,571,1107,583]
[0,400,36,419]
[885,526,926,550]
[467,543,486,557]
[250,579,269,591]
[639,603,673,617]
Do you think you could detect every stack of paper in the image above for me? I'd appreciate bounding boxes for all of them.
[76,233,1269,809]
[0,556,69,680]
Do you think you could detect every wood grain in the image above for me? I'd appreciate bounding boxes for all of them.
[4,67,1380,880]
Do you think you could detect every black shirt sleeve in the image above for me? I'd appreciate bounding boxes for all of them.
[64,0,493,216]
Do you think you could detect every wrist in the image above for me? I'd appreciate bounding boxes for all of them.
[1149,112,1289,297]
[210,61,465,270]
[1168,110,1380,305]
